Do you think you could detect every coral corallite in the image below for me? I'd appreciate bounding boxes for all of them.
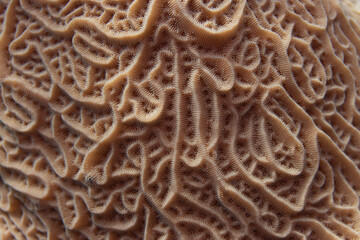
[1,0,360,239]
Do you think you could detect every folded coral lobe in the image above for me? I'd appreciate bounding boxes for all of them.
[1,0,360,239]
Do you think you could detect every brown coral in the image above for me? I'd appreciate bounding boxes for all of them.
[0,0,360,239]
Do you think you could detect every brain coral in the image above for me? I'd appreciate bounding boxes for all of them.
[0,0,360,239]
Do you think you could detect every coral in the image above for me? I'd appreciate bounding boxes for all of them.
[0,0,360,239]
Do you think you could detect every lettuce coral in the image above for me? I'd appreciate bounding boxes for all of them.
[0,0,360,239]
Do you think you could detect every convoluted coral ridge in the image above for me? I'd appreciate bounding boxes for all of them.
[0,0,360,239]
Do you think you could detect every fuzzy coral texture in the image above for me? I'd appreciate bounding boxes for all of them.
[0,0,360,239]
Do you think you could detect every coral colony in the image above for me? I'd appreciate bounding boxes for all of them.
[0,0,360,239]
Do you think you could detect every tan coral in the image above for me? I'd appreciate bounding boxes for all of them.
[0,0,360,239]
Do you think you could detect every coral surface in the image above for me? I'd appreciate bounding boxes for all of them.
[0,0,360,239]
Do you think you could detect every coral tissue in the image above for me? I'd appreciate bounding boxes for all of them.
[1,0,360,239]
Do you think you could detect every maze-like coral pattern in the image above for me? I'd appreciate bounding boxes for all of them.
[1,0,360,239]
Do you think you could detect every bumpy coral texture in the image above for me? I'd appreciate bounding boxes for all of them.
[0,0,360,239]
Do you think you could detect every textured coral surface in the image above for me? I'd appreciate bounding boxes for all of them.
[0,0,360,239]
